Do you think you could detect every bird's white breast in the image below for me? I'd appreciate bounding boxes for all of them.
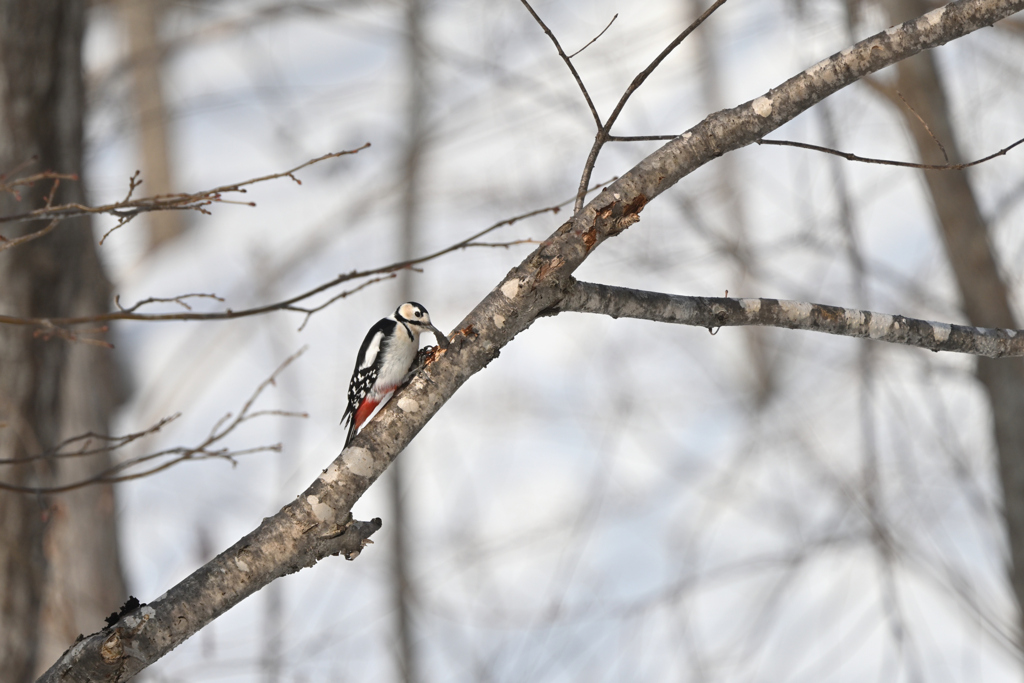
[371,324,419,399]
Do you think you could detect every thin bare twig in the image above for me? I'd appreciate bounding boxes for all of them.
[0,144,371,231]
[756,135,1024,170]
[519,0,603,130]
[0,349,308,494]
[293,274,398,332]
[543,0,729,214]
[567,14,618,59]
[0,218,60,252]
[607,134,680,142]
[896,89,948,162]
[0,414,181,466]
[0,176,617,332]
[115,292,226,313]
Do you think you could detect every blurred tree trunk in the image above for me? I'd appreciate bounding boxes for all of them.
[686,0,776,407]
[0,2,128,681]
[390,0,426,681]
[886,0,1024,644]
[119,0,182,252]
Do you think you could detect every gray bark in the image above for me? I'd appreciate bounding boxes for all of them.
[39,1,1024,679]
[554,280,1024,357]
[0,1,128,681]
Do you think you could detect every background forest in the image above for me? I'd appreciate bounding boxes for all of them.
[4,0,1024,681]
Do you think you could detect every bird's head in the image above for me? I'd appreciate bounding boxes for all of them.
[395,302,448,347]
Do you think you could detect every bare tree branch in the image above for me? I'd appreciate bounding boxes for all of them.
[519,0,603,129]
[0,349,308,494]
[0,177,615,331]
[756,134,1024,169]
[567,13,618,59]
[0,144,369,229]
[553,280,1024,358]
[0,218,59,252]
[40,1,1024,679]
[569,0,728,214]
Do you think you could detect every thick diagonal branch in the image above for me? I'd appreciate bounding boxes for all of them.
[40,1,1024,680]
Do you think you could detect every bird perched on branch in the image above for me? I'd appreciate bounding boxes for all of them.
[341,302,445,447]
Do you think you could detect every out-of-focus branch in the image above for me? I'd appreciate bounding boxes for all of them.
[0,218,59,253]
[0,349,308,494]
[522,0,728,214]
[757,135,1024,169]
[0,145,369,233]
[0,177,615,332]
[553,280,1024,358]
[0,414,181,466]
[41,2,1024,679]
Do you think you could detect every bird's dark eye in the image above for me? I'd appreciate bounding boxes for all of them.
[415,310,422,317]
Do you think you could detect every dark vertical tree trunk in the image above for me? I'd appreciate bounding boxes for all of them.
[886,0,1024,646]
[0,2,128,680]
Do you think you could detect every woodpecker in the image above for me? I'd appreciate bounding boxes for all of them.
[341,302,444,447]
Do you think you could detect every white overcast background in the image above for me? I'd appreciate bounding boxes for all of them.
[81,1,1024,681]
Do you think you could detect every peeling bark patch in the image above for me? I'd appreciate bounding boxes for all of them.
[869,313,893,339]
[845,308,865,327]
[342,446,376,477]
[740,298,761,314]
[235,557,250,572]
[931,322,951,343]
[306,495,334,523]
[1009,329,1017,338]
[537,256,566,282]
[459,324,478,339]
[582,226,598,250]
[779,299,812,319]
[397,397,419,413]
[100,632,122,664]
[500,279,521,299]
[613,214,639,234]
[623,194,647,216]
[493,314,505,328]
[753,96,773,117]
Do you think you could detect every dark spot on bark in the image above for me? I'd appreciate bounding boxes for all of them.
[105,596,145,627]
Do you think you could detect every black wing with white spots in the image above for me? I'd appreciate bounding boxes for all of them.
[341,318,397,445]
